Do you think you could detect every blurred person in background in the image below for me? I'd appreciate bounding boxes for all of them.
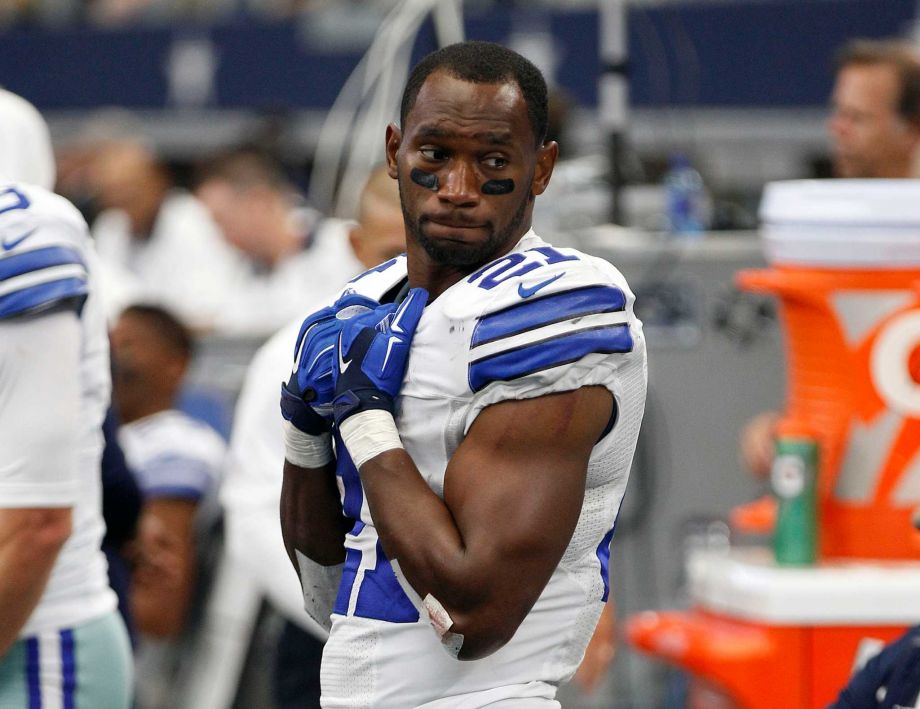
[1,90,132,708]
[741,37,920,478]
[195,146,360,335]
[828,38,920,179]
[221,165,406,708]
[109,303,226,708]
[90,138,248,329]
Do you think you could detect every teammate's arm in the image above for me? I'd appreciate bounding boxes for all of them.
[0,508,73,657]
[0,311,81,656]
[360,385,613,660]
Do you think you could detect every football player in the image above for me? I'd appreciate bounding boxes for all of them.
[280,41,647,708]
[0,90,132,707]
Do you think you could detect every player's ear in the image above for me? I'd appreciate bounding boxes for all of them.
[385,124,402,180]
[531,140,558,197]
[348,224,364,263]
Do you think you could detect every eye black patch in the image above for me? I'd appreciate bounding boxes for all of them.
[481,179,515,195]
[410,168,438,190]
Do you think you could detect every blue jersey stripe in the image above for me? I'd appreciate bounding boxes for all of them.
[333,547,363,616]
[471,285,627,348]
[0,245,85,282]
[143,484,205,501]
[596,526,615,603]
[468,324,634,392]
[25,637,41,709]
[60,630,75,709]
[0,277,88,319]
[137,457,214,498]
[354,541,420,623]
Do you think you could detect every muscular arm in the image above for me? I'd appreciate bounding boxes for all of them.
[0,508,72,656]
[359,385,613,660]
[280,460,350,568]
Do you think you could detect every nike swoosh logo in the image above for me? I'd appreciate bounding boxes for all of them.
[381,335,400,371]
[1,227,37,251]
[518,272,565,299]
[337,332,352,373]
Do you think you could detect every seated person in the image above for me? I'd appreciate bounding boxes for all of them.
[109,304,226,707]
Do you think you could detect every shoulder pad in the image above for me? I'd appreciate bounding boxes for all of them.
[340,254,409,302]
[0,184,90,319]
[452,244,636,394]
[442,242,625,321]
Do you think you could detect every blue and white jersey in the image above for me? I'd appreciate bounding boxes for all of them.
[0,182,118,636]
[319,230,647,708]
[0,184,89,319]
[119,410,226,503]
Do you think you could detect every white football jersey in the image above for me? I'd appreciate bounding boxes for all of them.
[319,230,647,708]
[118,410,226,503]
[0,182,117,635]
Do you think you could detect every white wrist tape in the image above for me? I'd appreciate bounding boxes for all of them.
[283,421,334,469]
[338,410,403,469]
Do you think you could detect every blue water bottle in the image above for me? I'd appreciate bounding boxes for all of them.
[664,153,707,236]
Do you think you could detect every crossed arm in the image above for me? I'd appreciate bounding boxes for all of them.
[279,290,615,659]
[360,386,613,659]
[281,384,612,660]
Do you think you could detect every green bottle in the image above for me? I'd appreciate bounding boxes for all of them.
[771,428,819,565]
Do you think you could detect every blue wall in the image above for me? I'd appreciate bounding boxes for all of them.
[0,0,914,112]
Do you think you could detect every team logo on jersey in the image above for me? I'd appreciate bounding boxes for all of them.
[1,227,36,251]
[518,272,565,299]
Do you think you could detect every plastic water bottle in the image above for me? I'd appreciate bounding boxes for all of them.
[664,153,707,236]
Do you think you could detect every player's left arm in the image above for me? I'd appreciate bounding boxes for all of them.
[360,384,612,660]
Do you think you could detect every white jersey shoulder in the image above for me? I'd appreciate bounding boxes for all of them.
[120,410,226,500]
[323,233,648,708]
[0,183,92,319]
[402,231,642,428]
[338,253,409,302]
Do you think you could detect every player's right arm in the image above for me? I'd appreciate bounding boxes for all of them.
[279,294,378,569]
[0,310,80,657]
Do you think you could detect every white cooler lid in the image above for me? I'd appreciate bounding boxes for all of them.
[759,179,920,268]
[689,547,920,625]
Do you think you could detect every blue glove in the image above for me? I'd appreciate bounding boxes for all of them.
[332,288,428,425]
[281,292,379,435]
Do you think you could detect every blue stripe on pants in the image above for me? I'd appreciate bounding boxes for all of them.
[60,630,75,709]
[24,637,40,709]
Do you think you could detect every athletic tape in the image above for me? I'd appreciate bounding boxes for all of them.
[283,421,334,469]
[338,410,403,469]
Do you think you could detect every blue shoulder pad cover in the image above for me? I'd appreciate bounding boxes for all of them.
[468,285,633,393]
[0,245,88,319]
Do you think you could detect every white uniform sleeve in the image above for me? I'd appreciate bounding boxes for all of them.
[463,268,643,433]
[0,310,81,507]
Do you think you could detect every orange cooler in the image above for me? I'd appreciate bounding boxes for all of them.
[628,180,920,707]
[743,179,920,560]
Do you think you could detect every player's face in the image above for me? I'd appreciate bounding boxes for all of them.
[387,71,556,271]
[110,313,184,421]
[828,63,919,178]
